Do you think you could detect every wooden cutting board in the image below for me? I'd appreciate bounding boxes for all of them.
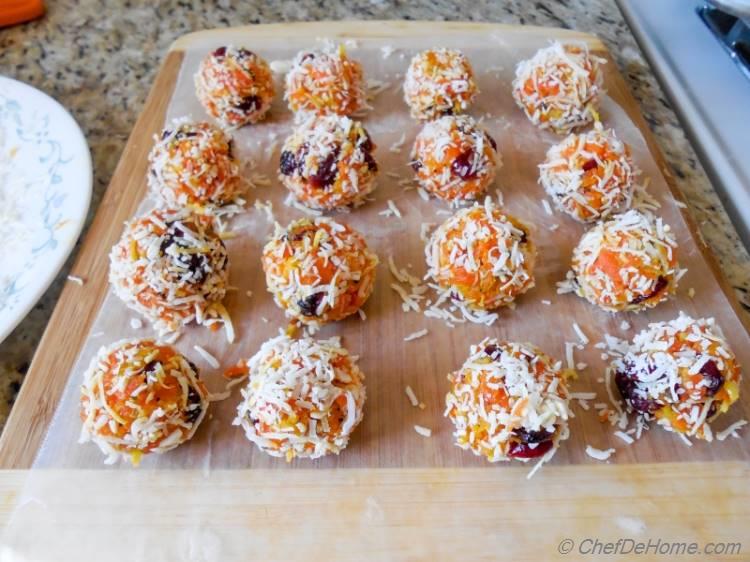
[1,21,748,559]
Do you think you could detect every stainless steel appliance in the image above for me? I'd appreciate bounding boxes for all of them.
[616,0,750,247]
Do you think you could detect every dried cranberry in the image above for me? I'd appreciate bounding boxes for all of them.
[514,427,553,444]
[507,439,553,459]
[173,129,197,141]
[615,368,659,414]
[484,344,500,358]
[300,52,316,63]
[234,47,255,60]
[212,46,227,58]
[518,229,528,244]
[363,150,378,172]
[485,133,497,151]
[410,159,422,172]
[706,401,718,420]
[297,292,325,316]
[143,361,160,375]
[235,95,259,113]
[279,151,297,176]
[160,223,211,283]
[309,149,339,189]
[451,149,478,180]
[582,158,598,172]
[360,134,373,152]
[700,360,724,396]
[630,276,668,305]
[159,224,184,253]
[184,386,203,424]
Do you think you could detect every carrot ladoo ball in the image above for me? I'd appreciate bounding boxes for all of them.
[148,120,244,209]
[278,114,378,210]
[109,209,230,336]
[539,124,639,222]
[568,210,681,312]
[284,45,366,116]
[404,48,478,121]
[512,42,605,134]
[262,217,378,327]
[426,199,535,310]
[445,338,572,470]
[234,334,366,461]
[411,115,500,203]
[79,339,209,465]
[611,313,741,441]
[194,46,275,128]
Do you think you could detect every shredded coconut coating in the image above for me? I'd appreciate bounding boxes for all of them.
[284,44,366,116]
[539,124,639,222]
[610,313,742,440]
[426,199,535,310]
[234,334,366,460]
[570,210,681,312]
[411,115,500,203]
[404,48,478,120]
[279,114,378,210]
[109,209,229,335]
[148,120,244,208]
[195,46,275,128]
[445,338,572,464]
[512,41,605,134]
[262,217,378,326]
[79,339,209,465]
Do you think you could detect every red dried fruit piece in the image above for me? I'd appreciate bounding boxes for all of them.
[308,149,340,189]
[700,360,724,396]
[451,149,478,180]
[582,158,598,171]
[630,275,668,305]
[507,439,553,459]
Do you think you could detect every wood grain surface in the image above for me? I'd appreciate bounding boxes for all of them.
[0,23,748,554]
[0,50,184,468]
[1,465,748,560]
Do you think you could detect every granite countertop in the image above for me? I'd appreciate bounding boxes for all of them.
[0,0,749,432]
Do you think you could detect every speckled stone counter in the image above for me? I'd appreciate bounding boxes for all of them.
[1,0,748,432]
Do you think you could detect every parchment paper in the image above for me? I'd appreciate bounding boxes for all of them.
[32,30,750,470]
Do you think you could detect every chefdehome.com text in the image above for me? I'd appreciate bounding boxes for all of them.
[557,537,742,556]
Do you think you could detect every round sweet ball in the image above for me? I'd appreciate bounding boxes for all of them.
[611,313,741,441]
[79,339,209,465]
[404,48,478,121]
[195,45,275,127]
[109,209,229,335]
[285,45,366,116]
[235,334,366,461]
[539,124,639,222]
[570,210,680,312]
[445,338,572,464]
[262,217,378,326]
[426,200,535,310]
[278,114,378,210]
[148,120,243,208]
[512,41,604,134]
[411,115,500,203]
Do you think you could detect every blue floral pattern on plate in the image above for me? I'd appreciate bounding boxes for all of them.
[0,76,92,343]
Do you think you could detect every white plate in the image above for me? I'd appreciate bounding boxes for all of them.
[0,76,92,343]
